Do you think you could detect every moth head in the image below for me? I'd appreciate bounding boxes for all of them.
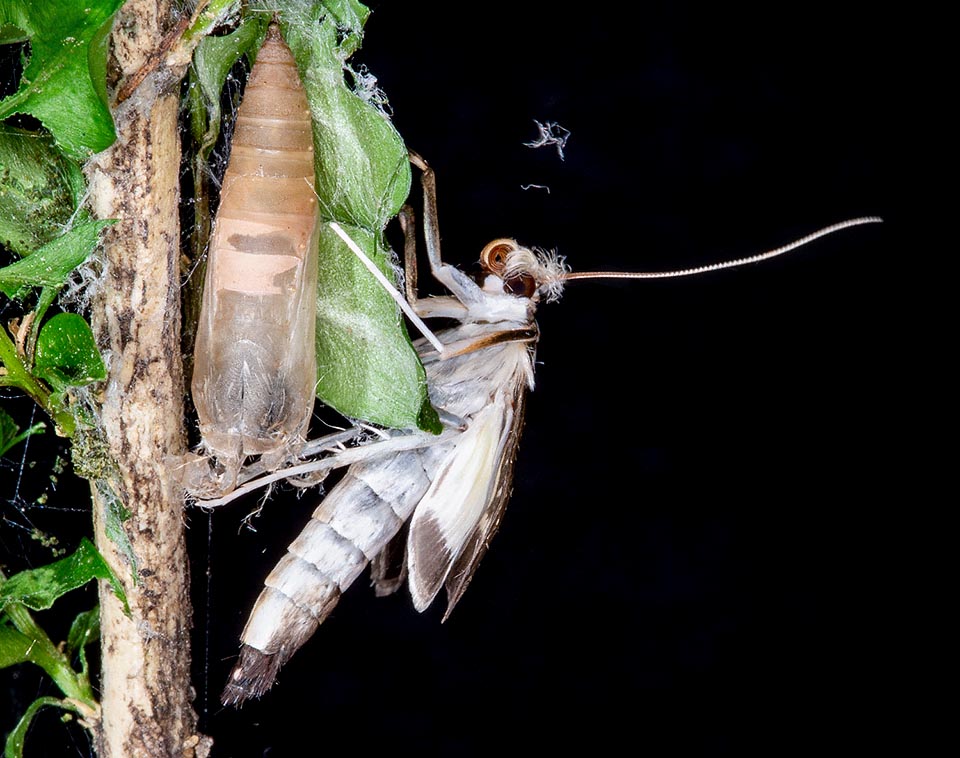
[479,238,569,303]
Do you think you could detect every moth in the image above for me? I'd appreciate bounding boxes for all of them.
[188,22,320,495]
[214,149,882,705]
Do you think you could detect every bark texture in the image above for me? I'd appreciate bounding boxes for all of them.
[85,2,209,755]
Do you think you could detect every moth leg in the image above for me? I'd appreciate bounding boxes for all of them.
[434,407,469,431]
[408,151,485,307]
[232,427,367,488]
[370,521,410,597]
[296,427,371,460]
[398,190,468,323]
[399,205,419,305]
[191,427,462,509]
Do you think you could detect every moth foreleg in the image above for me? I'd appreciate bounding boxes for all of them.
[399,191,469,322]
[408,150,486,306]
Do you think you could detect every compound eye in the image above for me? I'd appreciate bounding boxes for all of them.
[505,273,537,298]
[479,238,519,276]
[479,238,539,298]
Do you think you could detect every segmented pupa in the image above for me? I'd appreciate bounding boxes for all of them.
[190,23,319,494]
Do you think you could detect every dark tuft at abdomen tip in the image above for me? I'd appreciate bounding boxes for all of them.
[221,645,285,707]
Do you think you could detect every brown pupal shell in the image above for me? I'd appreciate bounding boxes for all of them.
[191,24,319,472]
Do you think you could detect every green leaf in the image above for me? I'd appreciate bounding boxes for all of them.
[0,408,44,457]
[279,2,408,233]
[0,0,125,160]
[65,606,98,676]
[0,537,127,614]
[0,219,113,299]
[0,620,82,682]
[0,612,90,704]
[0,623,34,667]
[26,283,60,349]
[189,14,268,156]
[32,313,106,390]
[315,223,440,431]
[0,571,96,703]
[3,696,83,758]
[0,125,87,257]
[0,22,26,44]
[261,1,436,431]
[65,606,99,660]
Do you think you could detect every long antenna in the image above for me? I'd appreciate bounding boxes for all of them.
[562,217,882,281]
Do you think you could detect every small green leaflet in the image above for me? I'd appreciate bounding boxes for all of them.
[65,605,99,667]
[0,625,36,668]
[33,313,107,390]
[189,13,268,158]
[0,408,44,457]
[0,219,114,299]
[0,610,96,672]
[0,536,127,614]
[3,696,85,758]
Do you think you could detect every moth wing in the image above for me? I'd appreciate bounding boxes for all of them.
[442,386,526,619]
[406,379,527,614]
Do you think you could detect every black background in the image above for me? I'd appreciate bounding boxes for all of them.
[2,2,913,756]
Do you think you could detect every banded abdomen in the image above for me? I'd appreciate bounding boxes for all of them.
[191,23,319,481]
[222,324,535,704]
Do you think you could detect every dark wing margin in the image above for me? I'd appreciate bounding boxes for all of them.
[441,379,529,621]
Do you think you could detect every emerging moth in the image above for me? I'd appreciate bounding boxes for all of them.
[189,23,320,494]
[216,151,881,705]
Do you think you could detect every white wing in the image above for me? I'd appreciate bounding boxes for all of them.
[406,337,531,612]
